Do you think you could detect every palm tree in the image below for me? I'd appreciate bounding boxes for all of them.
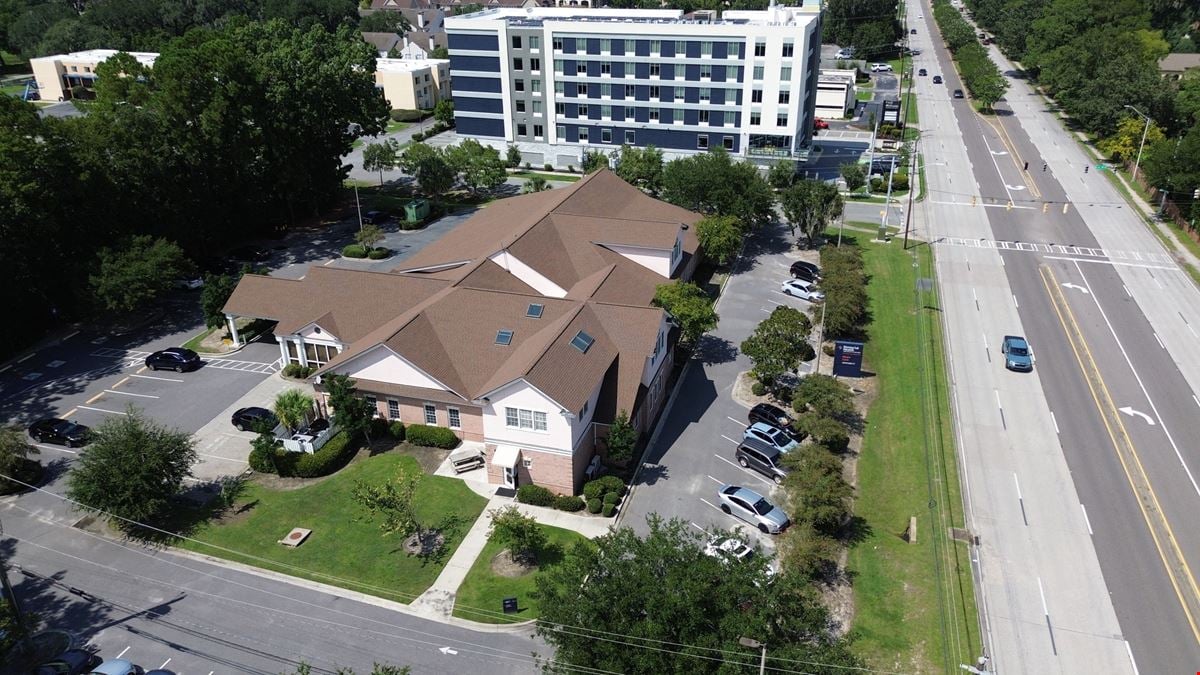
[522,176,549,193]
[274,389,314,434]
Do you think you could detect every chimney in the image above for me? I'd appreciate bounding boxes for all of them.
[418,11,426,28]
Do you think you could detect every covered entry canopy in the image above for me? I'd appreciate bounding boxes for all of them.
[492,445,521,469]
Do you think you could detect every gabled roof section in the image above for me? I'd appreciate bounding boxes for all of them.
[588,302,667,414]
[457,258,539,294]
[524,304,620,414]
[554,169,701,226]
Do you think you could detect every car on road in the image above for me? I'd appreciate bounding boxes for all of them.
[781,278,825,302]
[28,418,91,448]
[229,245,270,262]
[1001,335,1033,371]
[173,276,203,290]
[736,437,790,484]
[704,535,754,562]
[835,48,855,59]
[910,27,917,34]
[716,485,790,534]
[789,260,821,280]
[813,117,829,130]
[743,421,801,454]
[362,210,387,225]
[748,402,792,429]
[953,89,965,98]
[231,406,279,432]
[90,660,145,675]
[869,63,893,72]
[145,347,201,372]
[918,68,928,76]
[33,649,102,675]
[932,75,943,84]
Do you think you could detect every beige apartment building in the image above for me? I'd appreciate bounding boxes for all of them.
[29,49,158,101]
[375,57,451,111]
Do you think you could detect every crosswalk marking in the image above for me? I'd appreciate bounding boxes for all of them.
[89,349,280,374]
[936,236,1175,265]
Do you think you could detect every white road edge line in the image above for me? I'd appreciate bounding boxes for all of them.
[994,389,1002,411]
[1044,255,1178,271]
[129,373,185,383]
[77,405,127,416]
[103,389,159,399]
[1050,411,1059,434]
[1037,576,1049,616]
[1080,504,1093,536]
[690,522,706,532]
[17,353,35,363]
[726,417,747,427]
[1123,284,1131,297]
[1125,641,1140,675]
[1012,294,1019,309]
[1012,473,1022,501]
[1194,394,1200,409]
[1154,333,1165,350]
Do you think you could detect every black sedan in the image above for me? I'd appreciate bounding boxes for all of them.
[231,406,278,432]
[145,347,201,372]
[28,418,91,448]
[33,649,103,675]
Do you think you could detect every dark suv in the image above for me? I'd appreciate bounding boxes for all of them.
[736,437,790,485]
[748,403,791,429]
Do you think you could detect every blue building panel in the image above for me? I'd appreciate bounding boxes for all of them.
[456,116,504,138]
[586,38,600,54]
[455,96,505,114]
[451,54,501,72]
[452,75,502,94]
[685,63,700,80]
[448,33,499,52]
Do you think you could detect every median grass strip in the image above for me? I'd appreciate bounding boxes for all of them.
[838,232,980,672]
[177,453,488,603]
[452,523,588,623]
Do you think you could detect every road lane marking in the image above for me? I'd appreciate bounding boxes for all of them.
[1124,284,1131,297]
[62,408,76,418]
[994,389,1005,428]
[116,646,130,659]
[1154,333,1165,349]
[1194,395,1200,409]
[699,497,722,511]
[726,417,747,427]
[1013,473,1027,526]
[158,659,171,669]
[1044,255,1177,270]
[17,353,35,363]
[103,389,159,399]
[1037,576,1057,655]
[1125,641,1139,675]
[323,259,336,266]
[1050,411,1059,434]
[1081,504,1093,535]
[706,475,724,485]
[62,330,79,341]
[0,365,9,374]
[130,374,184,383]
[690,522,705,532]
[1012,293,1019,308]
[77,405,127,416]
[113,376,130,387]
[972,288,979,311]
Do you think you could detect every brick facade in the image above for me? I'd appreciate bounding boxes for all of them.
[485,440,590,496]
[333,389,484,442]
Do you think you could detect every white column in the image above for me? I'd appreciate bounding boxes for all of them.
[226,315,242,348]
[278,337,290,365]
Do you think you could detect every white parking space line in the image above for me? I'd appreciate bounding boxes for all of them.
[1050,411,1059,434]
[1154,333,1165,349]
[77,405,127,416]
[706,475,725,485]
[17,353,35,363]
[116,646,131,659]
[699,497,724,513]
[0,364,10,374]
[726,417,747,427]
[33,444,77,455]
[720,434,740,445]
[690,522,706,532]
[159,658,172,669]
[714,454,773,488]
[104,389,159,399]
[129,373,185,383]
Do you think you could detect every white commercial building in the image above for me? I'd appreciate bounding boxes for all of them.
[815,68,856,118]
[30,49,158,101]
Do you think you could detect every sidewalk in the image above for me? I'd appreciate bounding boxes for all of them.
[1103,166,1200,272]
[189,372,300,481]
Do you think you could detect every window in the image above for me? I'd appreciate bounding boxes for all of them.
[303,342,339,366]
[555,81,564,94]
[649,85,660,99]
[557,124,566,137]
[751,89,763,103]
[532,100,542,113]
[723,136,734,150]
[701,41,713,56]
[579,83,588,97]
[624,39,635,53]
[601,61,611,75]
[753,65,764,80]
[577,61,587,74]
[516,100,526,112]
[700,64,711,79]
[517,123,527,136]
[515,80,525,92]
[722,111,733,125]
[505,407,548,431]
[513,57,523,70]
[750,111,761,125]
[578,104,588,117]
[754,41,766,57]
[650,64,660,78]
[625,129,635,143]
[782,41,794,57]
[697,135,708,149]
[581,400,589,416]
[777,113,788,126]
[556,102,566,114]
[534,124,543,137]
[601,83,611,97]
[495,329,514,345]
[649,108,660,121]
[781,65,792,81]
[571,330,595,353]
[675,40,686,55]
[523,458,533,468]
[530,58,540,71]
[675,86,685,100]
[700,87,711,103]
[512,36,522,48]
[366,395,378,416]
[387,399,400,420]
[651,40,661,55]
[553,37,563,50]
[699,110,709,123]
[727,65,738,80]
[579,127,588,141]
[554,59,564,74]
[529,36,540,50]
[527,303,544,318]
[778,91,790,104]
[602,104,612,118]
[448,407,461,429]
[532,79,542,93]
[424,403,437,425]
[602,128,612,142]
[625,84,636,98]
[601,38,611,53]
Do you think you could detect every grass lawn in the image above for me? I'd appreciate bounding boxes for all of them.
[509,170,581,183]
[452,524,588,623]
[181,327,216,353]
[856,89,874,102]
[903,91,919,126]
[837,230,981,672]
[176,453,488,603]
[917,153,928,202]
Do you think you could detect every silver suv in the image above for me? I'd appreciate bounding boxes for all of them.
[736,437,789,485]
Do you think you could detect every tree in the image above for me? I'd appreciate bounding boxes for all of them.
[274,389,314,433]
[505,144,522,168]
[89,235,189,312]
[488,506,547,564]
[355,223,384,250]
[660,149,776,228]
[65,408,197,531]
[0,425,39,489]
[399,142,457,197]
[323,373,375,441]
[782,444,853,535]
[840,162,866,193]
[1099,115,1166,163]
[779,180,844,248]
[353,466,428,543]
[613,144,664,194]
[446,139,507,194]
[695,215,742,266]
[791,373,857,423]
[534,516,861,673]
[434,99,455,126]
[767,159,796,190]
[359,10,411,34]
[362,139,400,186]
[429,45,449,59]
[582,149,609,173]
[523,176,550,193]
[740,306,813,389]
[652,281,718,345]
[200,272,241,329]
[604,410,637,464]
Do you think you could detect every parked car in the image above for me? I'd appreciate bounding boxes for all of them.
[172,277,203,290]
[1001,335,1034,372]
[910,27,917,34]
[869,63,893,73]
[362,210,386,225]
[933,75,943,84]
[789,260,821,280]
[145,347,201,372]
[231,406,278,432]
[780,279,825,302]
[953,89,965,98]
[704,535,754,562]
[28,418,91,448]
[748,402,791,429]
[918,68,928,76]
[743,421,800,454]
[835,48,855,59]
[90,660,145,675]
[33,649,102,675]
[813,117,829,130]
[716,485,790,534]
[736,437,790,484]
[228,245,270,262]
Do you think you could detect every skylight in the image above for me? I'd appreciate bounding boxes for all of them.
[526,303,545,319]
[570,330,595,353]
[495,330,514,346]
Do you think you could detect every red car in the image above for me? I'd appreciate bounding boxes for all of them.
[813,118,829,130]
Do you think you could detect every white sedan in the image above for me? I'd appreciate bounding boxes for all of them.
[870,63,893,72]
[781,279,824,302]
[704,535,754,562]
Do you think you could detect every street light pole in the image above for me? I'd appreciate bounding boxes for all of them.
[353,183,364,232]
[1124,104,1151,183]
[739,637,767,675]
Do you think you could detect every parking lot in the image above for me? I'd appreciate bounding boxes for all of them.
[620,223,822,559]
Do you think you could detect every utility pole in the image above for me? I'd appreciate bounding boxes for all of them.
[1124,104,1151,183]
[353,183,364,232]
[812,299,828,373]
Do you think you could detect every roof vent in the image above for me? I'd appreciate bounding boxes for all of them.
[526,303,545,318]
[570,330,595,353]
[495,329,514,345]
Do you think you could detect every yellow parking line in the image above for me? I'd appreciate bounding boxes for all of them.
[85,392,104,404]
[62,408,77,419]
[112,376,130,388]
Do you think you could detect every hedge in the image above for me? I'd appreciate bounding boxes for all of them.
[256,431,361,478]
[602,491,619,506]
[390,109,426,122]
[342,244,368,258]
[248,444,276,473]
[282,363,315,379]
[367,247,391,260]
[517,484,556,507]
[587,498,602,514]
[388,421,406,440]
[404,424,460,449]
[554,494,585,512]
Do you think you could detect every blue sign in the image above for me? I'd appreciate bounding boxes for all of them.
[833,341,865,377]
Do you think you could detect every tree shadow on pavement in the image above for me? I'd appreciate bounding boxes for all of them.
[735,223,794,274]
[639,363,717,468]
[693,335,738,365]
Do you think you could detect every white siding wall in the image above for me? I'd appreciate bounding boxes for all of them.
[602,244,673,277]
[338,345,449,391]
[570,379,604,447]
[488,250,568,297]
[640,312,673,387]
[298,323,339,343]
[483,379,574,454]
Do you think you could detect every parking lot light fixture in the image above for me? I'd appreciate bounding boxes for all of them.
[1123,104,1151,183]
[738,637,767,675]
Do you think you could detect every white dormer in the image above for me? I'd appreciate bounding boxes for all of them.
[488,249,568,297]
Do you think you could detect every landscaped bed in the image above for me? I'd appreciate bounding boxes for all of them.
[176,453,487,603]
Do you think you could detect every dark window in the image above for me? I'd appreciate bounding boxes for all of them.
[570,331,595,353]
[496,330,514,345]
[512,36,522,48]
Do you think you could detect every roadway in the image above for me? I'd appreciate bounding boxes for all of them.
[910,0,1200,672]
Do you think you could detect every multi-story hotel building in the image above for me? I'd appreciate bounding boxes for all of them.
[444,3,822,168]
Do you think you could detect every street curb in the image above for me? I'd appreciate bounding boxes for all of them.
[164,546,538,634]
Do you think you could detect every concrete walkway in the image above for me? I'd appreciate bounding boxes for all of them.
[1103,164,1200,272]
[190,372,299,481]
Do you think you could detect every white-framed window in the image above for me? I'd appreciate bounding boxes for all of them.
[751,89,763,103]
[579,127,589,141]
[515,79,525,92]
[650,64,661,78]
[700,64,712,80]
[649,85,660,99]
[753,65,764,80]
[699,110,709,123]
[754,41,766,57]
[423,403,437,425]
[601,83,612,98]
[303,342,339,366]
[555,81,564,94]
[750,111,761,125]
[649,108,660,121]
[581,400,589,416]
[557,124,566,137]
[532,79,542,93]
[723,136,734,150]
[534,124,543,137]
[674,86,685,100]
[505,407,548,431]
[577,61,587,75]
[387,399,400,420]
[512,36,522,48]
[601,61,611,75]
[578,83,588,97]
[777,113,788,126]
[602,105,612,119]
[530,58,540,72]
[529,36,540,50]
[602,128,612,142]
[727,65,738,80]
[365,395,379,417]
[523,458,533,468]
[448,407,461,429]
[625,129,635,143]
[779,91,790,104]
[533,100,543,114]
[517,123,527,136]
[650,39,661,55]
[600,38,611,53]
[553,37,564,50]
[513,57,523,70]
[675,40,686,55]
[781,65,792,81]
[701,41,712,57]
[578,104,588,117]
[624,39,635,53]
[554,59,564,73]
[700,87,711,103]
[516,100,526,113]
[782,41,794,57]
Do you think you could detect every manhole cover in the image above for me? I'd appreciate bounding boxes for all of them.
[279,527,312,547]
[46,360,66,368]
[22,372,42,381]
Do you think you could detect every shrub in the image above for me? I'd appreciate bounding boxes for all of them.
[601,502,615,517]
[388,421,406,440]
[567,165,575,173]
[369,417,391,439]
[281,363,315,379]
[342,244,368,258]
[596,475,625,498]
[587,498,602,514]
[367,247,390,260]
[390,109,425,122]
[411,131,426,142]
[602,491,619,506]
[892,172,910,191]
[248,445,275,473]
[404,424,460,449]
[582,478,606,501]
[543,164,553,171]
[798,413,851,453]
[823,343,835,356]
[293,431,359,478]
[517,484,556,507]
[554,494,585,512]
[751,381,766,396]
[524,162,532,170]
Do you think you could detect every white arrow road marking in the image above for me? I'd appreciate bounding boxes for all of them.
[990,150,1009,156]
[1004,185,1027,191]
[1118,407,1156,425]
[439,647,458,655]
[1061,282,1090,294]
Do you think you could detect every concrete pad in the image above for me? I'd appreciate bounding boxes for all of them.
[189,372,301,482]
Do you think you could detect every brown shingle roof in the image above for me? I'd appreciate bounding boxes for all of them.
[589,303,663,414]
[1159,53,1200,73]
[361,32,403,53]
